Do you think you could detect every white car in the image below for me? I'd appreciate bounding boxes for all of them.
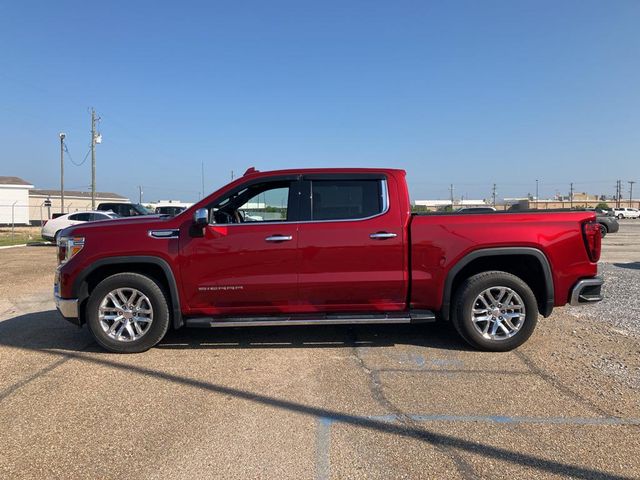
[612,207,640,219]
[41,211,119,242]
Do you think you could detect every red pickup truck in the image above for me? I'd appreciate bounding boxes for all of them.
[54,168,603,353]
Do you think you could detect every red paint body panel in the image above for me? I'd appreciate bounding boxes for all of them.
[296,173,406,312]
[409,212,598,311]
[179,222,300,315]
[57,168,599,320]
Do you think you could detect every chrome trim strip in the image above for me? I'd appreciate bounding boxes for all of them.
[570,277,604,306]
[54,294,79,318]
[190,317,414,328]
[208,179,391,227]
[148,229,180,239]
[380,177,389,213]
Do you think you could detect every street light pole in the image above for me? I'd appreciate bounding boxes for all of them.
[630,181,636,208]
[535,179,539,209]
[59,133,65,214]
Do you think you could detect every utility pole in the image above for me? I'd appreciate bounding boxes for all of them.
[535,179,539,209]
[138,185,143,204]
[630,181,636,208]
[59,132,65,214]
[449,184,455,209]
[201,162,205,199]
[231,170,234,180]
[569,183,574,209]
[90,108,98,209]
[491,183,497,207]
[617,179,622,208]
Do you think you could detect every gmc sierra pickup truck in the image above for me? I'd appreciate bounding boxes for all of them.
[54,168,604,353]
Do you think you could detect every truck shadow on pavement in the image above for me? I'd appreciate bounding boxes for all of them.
[159,320,473,352]
[0,309,473,353]
[613,261,640,270]
[0,310,633,480]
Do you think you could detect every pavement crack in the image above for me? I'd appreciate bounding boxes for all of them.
[515,350,613,417]
[347,329,477,480]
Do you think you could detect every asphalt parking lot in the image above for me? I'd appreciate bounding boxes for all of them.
[1,222,639,479]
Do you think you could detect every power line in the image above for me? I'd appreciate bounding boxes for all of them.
[63,141,91,167]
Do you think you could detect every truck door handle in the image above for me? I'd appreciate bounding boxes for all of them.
[265,235,293,242]
[369,232,397,240]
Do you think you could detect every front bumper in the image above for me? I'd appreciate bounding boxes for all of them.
[570,277,604,306]
[55,293,79,318]
[54,272,81,325]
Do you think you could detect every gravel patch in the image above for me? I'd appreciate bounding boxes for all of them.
[567,262,640,337]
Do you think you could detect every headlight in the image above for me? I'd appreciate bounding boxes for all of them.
[57,236,85,265]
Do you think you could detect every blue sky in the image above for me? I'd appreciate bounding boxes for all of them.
[1,0,638,203]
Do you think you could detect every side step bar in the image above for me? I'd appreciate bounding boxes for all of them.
[185,310,436,328]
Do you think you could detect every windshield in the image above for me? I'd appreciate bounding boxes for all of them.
[132,204,151,215]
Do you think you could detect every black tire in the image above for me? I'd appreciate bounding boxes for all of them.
[451,271,538,352]
[86,273,170,353]
[617,214,623,219]
[53,230,61,243]
[599,223,607,238]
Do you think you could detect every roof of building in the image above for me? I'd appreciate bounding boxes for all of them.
[0,176,33,186]
[30,189,128,200]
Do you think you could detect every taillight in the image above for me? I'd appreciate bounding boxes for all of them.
[582,221,601,262]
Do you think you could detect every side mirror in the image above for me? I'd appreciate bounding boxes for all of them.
[193,208,208,226]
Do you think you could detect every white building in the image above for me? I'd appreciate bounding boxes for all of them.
[0,176,34,225]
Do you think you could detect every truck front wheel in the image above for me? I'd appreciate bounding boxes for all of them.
[86,272,170,353]
[451,271,538,352]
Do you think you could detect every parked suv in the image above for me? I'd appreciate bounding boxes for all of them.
[155,206,187,216]
[612,207,640,219]
[97,202,151,217]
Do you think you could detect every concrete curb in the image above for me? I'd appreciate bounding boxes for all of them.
[0,242,53,250]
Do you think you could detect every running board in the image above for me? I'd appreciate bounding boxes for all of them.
[185,311,436,328]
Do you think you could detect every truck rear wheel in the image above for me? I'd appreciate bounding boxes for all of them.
[86,273,170,353]
[451,271,538,351]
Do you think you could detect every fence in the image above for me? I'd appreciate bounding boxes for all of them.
[0,203,94,233]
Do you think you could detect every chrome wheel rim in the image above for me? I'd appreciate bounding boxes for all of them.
[98,288,153,342]
[471,286,525,341]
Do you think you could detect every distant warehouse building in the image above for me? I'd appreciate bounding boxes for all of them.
[29,190,130,225]
[0,176,34,225]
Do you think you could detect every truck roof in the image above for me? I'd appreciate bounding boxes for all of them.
[242,167,407,177]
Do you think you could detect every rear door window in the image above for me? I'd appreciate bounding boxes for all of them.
[311,179,384,221]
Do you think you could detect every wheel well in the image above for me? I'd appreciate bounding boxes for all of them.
[78,263,176,328]
[449,255,549,317]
